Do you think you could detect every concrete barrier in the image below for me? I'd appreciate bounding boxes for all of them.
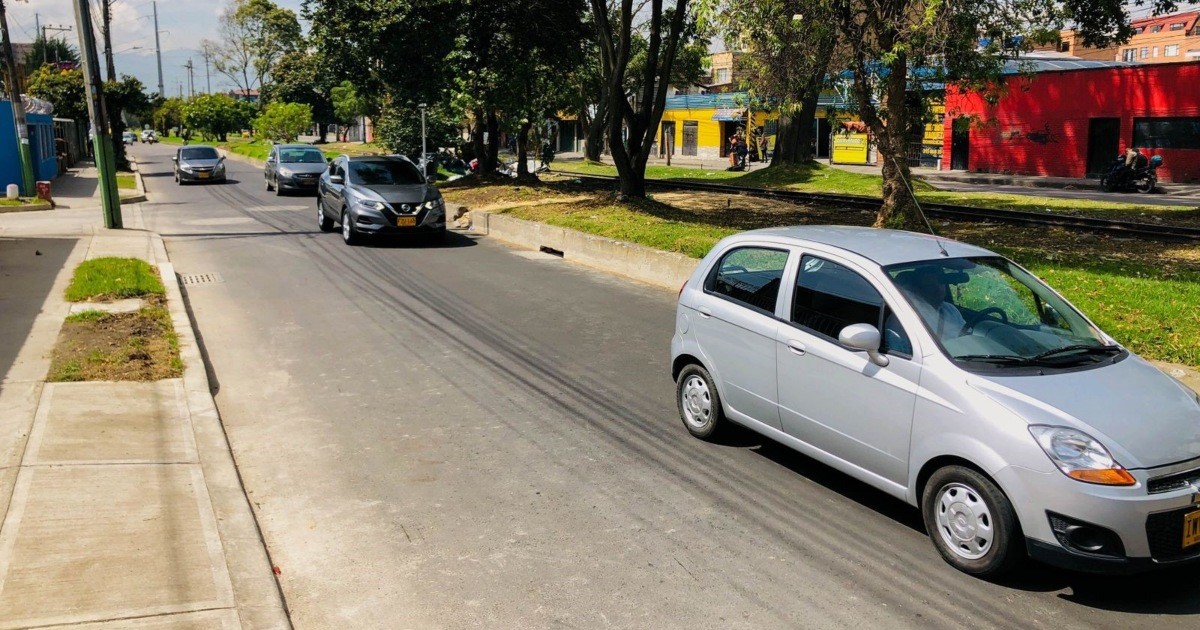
[471,210,699,291]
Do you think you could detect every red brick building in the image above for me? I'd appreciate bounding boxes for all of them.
[942,60,1200,182]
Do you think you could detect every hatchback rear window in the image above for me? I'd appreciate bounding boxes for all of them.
[706,247,789,313]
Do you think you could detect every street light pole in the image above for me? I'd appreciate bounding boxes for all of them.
[153,1,164,98]
[71,0,122,228]
[419,103,427,176]
[0,0,36,196]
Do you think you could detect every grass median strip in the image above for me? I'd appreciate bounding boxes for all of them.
[116,173,138,190]
[50,303,183,382]
[65,257,165,302]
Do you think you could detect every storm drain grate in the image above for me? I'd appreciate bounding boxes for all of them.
[179,272,225,285]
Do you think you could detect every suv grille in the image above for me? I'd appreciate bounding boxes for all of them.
[1148,467,1200,494]
[1146,507,1200,561]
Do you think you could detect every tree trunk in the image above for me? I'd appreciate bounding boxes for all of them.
[872,52,921,230]
[584,102,606,162]
[483,111,500,173]
[516,119,532,177]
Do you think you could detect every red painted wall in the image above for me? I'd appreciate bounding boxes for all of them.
[943,62,1200,182]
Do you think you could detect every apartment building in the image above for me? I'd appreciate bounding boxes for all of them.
[1042,11,1200,63]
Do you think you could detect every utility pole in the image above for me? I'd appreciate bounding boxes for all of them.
[1,0,36,195]
[201,48,211,94]
[72,0,122,228]
[42,25,72,66]
[100,0,115,81]
[153,1,163,98]
[184,59,194,99]
[419,103,428,176]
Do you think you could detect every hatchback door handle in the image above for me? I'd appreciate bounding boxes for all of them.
[786,340,806,355]
[697,306,712,318]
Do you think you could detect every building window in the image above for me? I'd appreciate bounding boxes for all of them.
[1153,46,1159,57]
[1133,117,1200,150]
[1141,47,1150,58]
[1058,40,1070,52]
[1166,44,1180,57]
[715,68,730,84]
[1150,25,1162,33]
[1134,27,1145,34]
[1123,48,1137,62]
[1170,22,1184,31]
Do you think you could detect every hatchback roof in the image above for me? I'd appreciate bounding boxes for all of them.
[740,225,997,267]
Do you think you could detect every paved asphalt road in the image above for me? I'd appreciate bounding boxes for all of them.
[132,143,1199,629]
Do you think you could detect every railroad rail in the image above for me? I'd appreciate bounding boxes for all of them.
[560,173,1200,243]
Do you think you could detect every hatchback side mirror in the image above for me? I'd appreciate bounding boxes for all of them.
[171,156,178,162]
[329,175,344,185]
[839,323,889,367]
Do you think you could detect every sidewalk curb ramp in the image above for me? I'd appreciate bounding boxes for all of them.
[470,209,698,291]
[153,233,293,628]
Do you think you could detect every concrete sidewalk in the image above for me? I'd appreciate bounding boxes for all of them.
[0,177,287,627]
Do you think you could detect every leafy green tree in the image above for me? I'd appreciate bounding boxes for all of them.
[253,101,313,141]
[183,93,254,141]
[205,0,301,98]
[723,0,841,165]
[154,97,186,135]
[262,50,337,140]
[25,65,87,122]
[831,0,1177,229]
[22,36,80,76]
[331,81,369,142]
[374,100,459,156]
[105,75,152,169]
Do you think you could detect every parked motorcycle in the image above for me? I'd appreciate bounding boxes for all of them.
[1100,153,1162,194]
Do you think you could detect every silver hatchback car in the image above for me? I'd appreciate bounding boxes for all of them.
[671,226,1200,576]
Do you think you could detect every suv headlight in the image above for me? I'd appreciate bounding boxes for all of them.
[277,167,292,177]
[421,198,445,214]
[1028,426,1136,486]
[356,199,387,211]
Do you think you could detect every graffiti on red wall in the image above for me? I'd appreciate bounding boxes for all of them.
[1001,123,1060,145]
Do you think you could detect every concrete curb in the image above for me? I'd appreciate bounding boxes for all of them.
[471,210,699,291]
[0,202,52,213]
[221,149,267,169]
[151,234,292,629]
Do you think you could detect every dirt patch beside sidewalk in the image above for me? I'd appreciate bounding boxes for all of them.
[48,298,183,382]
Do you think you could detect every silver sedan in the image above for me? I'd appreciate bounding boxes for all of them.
[671,225,1200,576]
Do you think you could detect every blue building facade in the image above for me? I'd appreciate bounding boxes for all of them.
[2,100,59,193]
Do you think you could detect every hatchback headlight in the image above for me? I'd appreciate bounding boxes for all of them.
[356,199,387,211]
[1028,425,1136,486]
[277,167,292,177]
[180,164,193,173]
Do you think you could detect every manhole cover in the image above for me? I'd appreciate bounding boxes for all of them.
[179,272,224,285]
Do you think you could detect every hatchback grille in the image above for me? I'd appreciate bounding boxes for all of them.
[1145,507,1200,561]
[1148,467,1200,494]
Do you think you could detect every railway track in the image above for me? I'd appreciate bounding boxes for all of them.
[561,173,1200,243]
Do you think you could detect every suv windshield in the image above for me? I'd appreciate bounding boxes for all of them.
[180,147,219,160]
[885,257,1118,369]
[348,160,423,186]
[279,147,326,163]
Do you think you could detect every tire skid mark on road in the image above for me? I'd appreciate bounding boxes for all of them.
[306,240,1039,629]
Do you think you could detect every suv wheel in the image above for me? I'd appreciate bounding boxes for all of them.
[921,465,1023,577]
[675,364,725,439]
[317,201,334,232]
[341,209,360,246]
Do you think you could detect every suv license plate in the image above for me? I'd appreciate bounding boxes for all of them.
[396,216,417,227]
[1184,510,1200,549]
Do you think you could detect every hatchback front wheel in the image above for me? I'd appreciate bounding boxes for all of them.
[921,465,1022,577]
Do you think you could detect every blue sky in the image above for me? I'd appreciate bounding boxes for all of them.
[7,0,305,97]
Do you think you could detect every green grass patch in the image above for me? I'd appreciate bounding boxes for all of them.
[552,161,1187,220]
[116,173,137,190]
[160,135,184,145]
[66,309,110,323]
[65,257,164,302]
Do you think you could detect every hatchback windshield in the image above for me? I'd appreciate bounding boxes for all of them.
[180,147,219,160]
[279,147,326,163]
[885,257,1118,368]
[348,160,423,186]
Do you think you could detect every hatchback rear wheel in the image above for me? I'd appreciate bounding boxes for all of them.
[922,465,1022,577]
[675,364,724,439]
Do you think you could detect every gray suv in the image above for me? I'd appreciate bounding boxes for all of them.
[264,144,327,195]
[317,155,446,245]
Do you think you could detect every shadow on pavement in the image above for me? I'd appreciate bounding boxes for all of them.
[0,238,77,381]
[361,231,478,249]
[715,423,1200,615]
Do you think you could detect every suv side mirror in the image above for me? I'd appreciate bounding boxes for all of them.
[329,175,344,185]
[426,175,436,185]
[171,156,178,162]
[839,323,889,367]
